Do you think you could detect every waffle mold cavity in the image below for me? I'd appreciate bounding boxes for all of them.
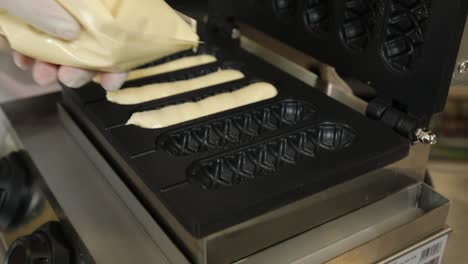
[189,123,357,190]
[382,0,432,71]
[158,100,316,156]
[340,0,384,51]
[302,0,330,34]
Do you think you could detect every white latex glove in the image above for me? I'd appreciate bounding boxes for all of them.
[0,0,128,90]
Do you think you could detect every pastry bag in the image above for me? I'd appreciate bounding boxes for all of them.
[0,0,199,72]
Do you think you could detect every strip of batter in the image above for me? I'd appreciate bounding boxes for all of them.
[127,54,218,81]
[107,69,245,105]
[127,82,278,129]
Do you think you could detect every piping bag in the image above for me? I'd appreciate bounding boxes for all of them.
[0,0,200,72]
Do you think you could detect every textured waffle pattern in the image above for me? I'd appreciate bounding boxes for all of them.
[383,0,432,71]
[341,0,384,50]
[302,0,329,34]
[272,0,297,19]
[190,123,357,189]
[158,100,316,156]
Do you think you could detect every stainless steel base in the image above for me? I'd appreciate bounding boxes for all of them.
[236,182,449,264]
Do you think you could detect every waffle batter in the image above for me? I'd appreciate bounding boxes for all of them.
[127,82,278,129]
[107,69,245,105]
[127,54,218,81]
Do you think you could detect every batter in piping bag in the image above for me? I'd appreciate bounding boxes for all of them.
[0,0,199,73]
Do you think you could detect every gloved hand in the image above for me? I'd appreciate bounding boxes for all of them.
[0,0,128,90]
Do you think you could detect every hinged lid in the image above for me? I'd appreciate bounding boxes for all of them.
[208,0,468,122]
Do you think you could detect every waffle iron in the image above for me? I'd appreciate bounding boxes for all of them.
[61,0,467,263]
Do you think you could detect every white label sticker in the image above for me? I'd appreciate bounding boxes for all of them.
[385,235,448,264]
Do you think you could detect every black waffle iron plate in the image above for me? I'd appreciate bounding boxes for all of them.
[62,37,409,239]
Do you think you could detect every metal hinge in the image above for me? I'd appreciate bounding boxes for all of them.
[366,99,437,145]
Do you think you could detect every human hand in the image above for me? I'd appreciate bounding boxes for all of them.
[0,0,127,90]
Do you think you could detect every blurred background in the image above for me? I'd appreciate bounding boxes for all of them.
[431,85,468,160]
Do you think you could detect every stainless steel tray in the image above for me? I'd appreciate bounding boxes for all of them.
[234,181,449,264]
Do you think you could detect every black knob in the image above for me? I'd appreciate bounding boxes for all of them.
[0,151,32,230]
[5,222,71,264]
